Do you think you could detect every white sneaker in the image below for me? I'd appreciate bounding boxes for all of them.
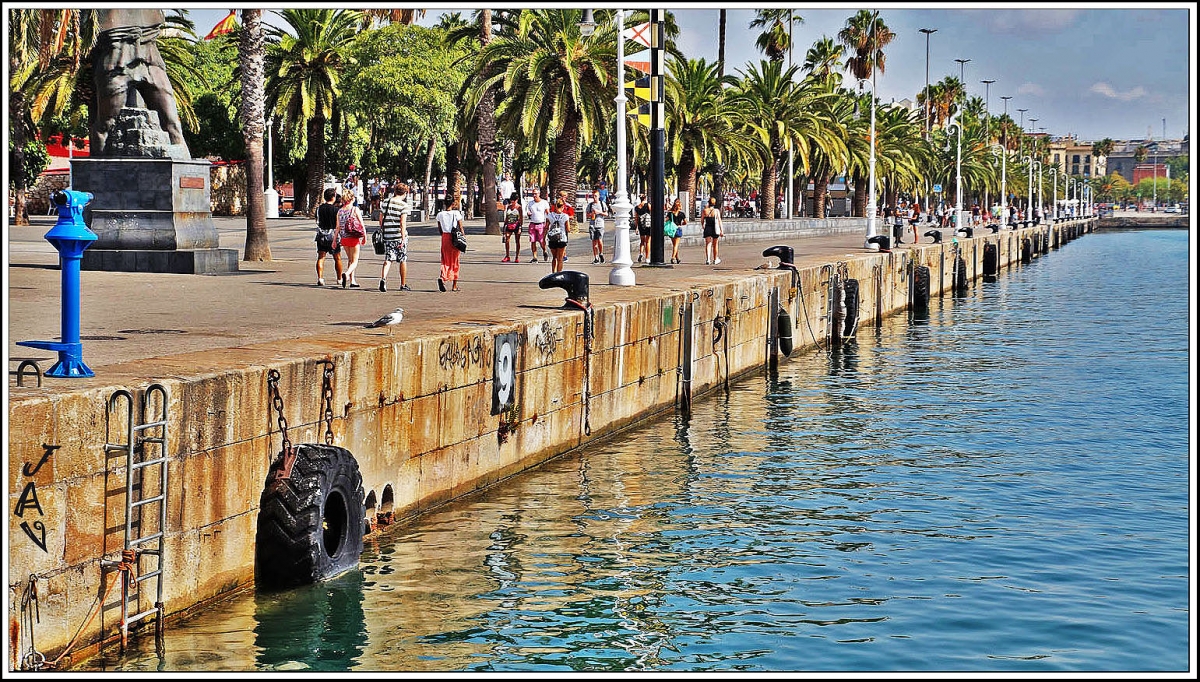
[705,258,711,265]
[713,258,721,265]
[317,278,325,286]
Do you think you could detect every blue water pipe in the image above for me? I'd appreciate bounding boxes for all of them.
[17,190,98,378]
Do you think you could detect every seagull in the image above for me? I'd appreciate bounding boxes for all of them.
[367,307,404,329]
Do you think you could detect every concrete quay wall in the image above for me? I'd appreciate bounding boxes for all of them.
[6,219,1094,667]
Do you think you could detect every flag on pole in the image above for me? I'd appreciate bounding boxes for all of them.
[623,50,651,75]
[204,10,238,40]
[632,103,651,128]
[622,22,652,48]
[625,76,651,102]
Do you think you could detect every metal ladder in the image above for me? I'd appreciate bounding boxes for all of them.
[103,383,169,650]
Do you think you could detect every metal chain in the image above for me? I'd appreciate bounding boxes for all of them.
[266,369,291,454]
[319,360,336,445]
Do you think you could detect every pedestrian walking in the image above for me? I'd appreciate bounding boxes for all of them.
[634,194,652,263]
[501,194,523,262]
[314,187,344,286]
[585,191,607,263]
[702,196,723,265]
[524,187,550,263]
[436,197,464,292]
[336,188,366,288]
[377,182,412,292]
[546,198,571,273]
[598,182,609,213]
[667,198,687,264]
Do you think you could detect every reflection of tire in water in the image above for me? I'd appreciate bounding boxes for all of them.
[253,570,367,671]
[255,444,365,590]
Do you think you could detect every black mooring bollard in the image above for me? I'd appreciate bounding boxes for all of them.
[924,229,943,244]
[867,235,891,252]
[539,271,590,308]
[762,245,794,267]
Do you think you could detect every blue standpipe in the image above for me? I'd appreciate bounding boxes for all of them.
[17,190,98,378]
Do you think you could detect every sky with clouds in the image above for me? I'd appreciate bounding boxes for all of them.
[186,4,1193,143]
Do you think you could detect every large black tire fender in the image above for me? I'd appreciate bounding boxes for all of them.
[255,444,365,591]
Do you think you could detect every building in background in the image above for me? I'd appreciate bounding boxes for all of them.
[1104,137,1188,183]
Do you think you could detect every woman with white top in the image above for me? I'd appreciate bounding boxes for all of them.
[436,197,464,292]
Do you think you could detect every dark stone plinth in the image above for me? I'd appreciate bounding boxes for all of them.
[71,157,238,273]
[81,248,240,274]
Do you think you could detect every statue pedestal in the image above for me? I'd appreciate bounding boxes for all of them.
[73,157,238,274]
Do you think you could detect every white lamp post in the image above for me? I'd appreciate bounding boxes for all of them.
[590,9,635,286]
[948,109,964,232]
[264,119,279,218]
[862,13,880,249]
[1022,155,1034,224]
[1051,166,1058,222]
[1034,160,1043,224]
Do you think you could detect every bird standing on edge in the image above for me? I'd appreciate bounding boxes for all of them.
[367,307,405,329]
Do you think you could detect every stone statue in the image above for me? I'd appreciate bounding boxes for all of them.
[92,9,189,159]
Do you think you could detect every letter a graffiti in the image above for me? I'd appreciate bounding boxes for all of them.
[14,481,44,518]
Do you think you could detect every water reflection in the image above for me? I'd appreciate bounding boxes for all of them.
[70,231,1189,672]
[253,570,367,671]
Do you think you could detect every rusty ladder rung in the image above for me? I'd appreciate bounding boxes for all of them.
[126,607,160,625]
[131,495,164,509]
[132,456,168,471]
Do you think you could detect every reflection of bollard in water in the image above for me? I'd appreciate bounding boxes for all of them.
[539,271,589,308]
[17,190,98,378]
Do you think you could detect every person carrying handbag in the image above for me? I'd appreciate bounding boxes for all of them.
[667,198,687,264]
[436,197,465,292]
[377,183,412,292]
[336,188,366,288]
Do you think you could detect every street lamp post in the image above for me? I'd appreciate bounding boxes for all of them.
[980,79,994,214]
[1022,155,1034,224]
[1034,160,1043,224]
[1000,95,1011,216]
[1017,108,1028,156]
[948,109,964,232]
[919,27,937,138]
[1051,166,1058,222]
[863,12,880,250]
[582,9,635,285]
[786,9,794,219]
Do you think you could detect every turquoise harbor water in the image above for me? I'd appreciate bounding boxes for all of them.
[81,229,1192,673]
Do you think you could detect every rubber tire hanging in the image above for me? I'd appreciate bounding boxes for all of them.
[256,444,365,591]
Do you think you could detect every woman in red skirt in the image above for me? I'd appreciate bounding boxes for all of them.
[436,197,464,292]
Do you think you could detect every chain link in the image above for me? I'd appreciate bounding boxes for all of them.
[319,360,336,445]
[266,369,291,454]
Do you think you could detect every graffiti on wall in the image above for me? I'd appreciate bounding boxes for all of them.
[532,321,563,358]
[14,443,58,552]
[438,335,485,371]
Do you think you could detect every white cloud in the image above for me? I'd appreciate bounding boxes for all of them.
[1017,83,1046,97]
[981,9,1082,35]
[1089,82,1147,102]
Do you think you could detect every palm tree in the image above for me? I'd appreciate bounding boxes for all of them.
[240,10,270,260]
[466,9,615,207]
[749,9,799,63]
[838,10,895,82]
[265,8,361,216]
[802,37,844,85]
[665,56,752,211]
[727,60,834,220]
[838,10,895,217]
[359,9,426,27]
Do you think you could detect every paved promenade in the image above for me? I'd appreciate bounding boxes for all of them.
[7,213,892,373]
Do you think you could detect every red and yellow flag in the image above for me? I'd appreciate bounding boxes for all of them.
[204,10,238,40]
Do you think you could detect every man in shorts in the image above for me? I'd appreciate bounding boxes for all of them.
[585,190,607,263]
[378,183,411,292]
[525,187,551,263]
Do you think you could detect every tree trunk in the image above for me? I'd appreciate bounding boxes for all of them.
[678,148,698,217]
[851,170,868,217]
[422,136,436,216]
[446,140,462,211]
[304,115,326,217]
[812,172,831,218]
[478,10,501,235]
[239,9,271,260]
[760,139,781,220]
[548,114,580,209]
[9,86,30,226]
[465,169,476,219]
